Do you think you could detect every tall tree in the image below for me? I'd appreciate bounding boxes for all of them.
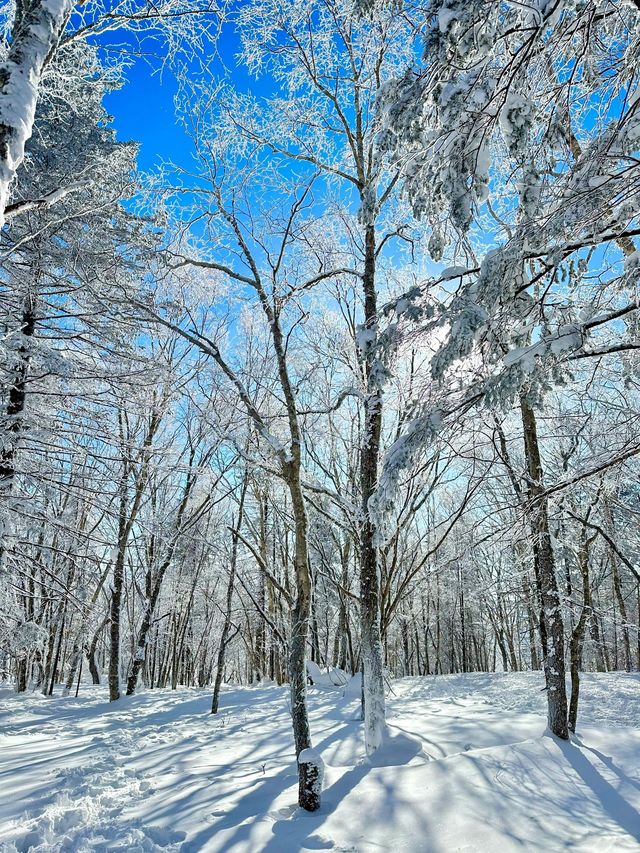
[233,0,420,754]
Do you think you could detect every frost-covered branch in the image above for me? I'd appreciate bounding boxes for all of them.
[4,179,88,220]
[0,0,74,228]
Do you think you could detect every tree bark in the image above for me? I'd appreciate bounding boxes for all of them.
[0,296,36,489]
[87,616,108,685]
[212,476,247,714]
[359,221,386,755]
[109,408,160,701]
[108,540,127,702]
[520,394,569,740]
[126,457,197,696]
[568,529,594,732]
[0,0,72,226]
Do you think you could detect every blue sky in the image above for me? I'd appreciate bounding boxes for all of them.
[103,24,261,172]
[105,61,184,170]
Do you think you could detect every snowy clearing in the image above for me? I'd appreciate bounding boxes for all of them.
[1,672,639,852]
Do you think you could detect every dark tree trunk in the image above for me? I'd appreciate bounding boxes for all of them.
[288,470,319,810]
[0,297,36,490]
[109,410,159,702]
[520,395,568,739]
[48,608,66,696]
[109,544,126,702]
[359,221,386,754]
[16,657,27,692]
[569,530,594,733]
[88,617,108,685]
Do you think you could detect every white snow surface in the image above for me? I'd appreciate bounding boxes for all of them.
[1,672,639,852]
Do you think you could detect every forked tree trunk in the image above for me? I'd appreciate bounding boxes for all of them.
[64,562,110,695]
[126,461,196,697]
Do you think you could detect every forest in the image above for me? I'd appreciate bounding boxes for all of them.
[1,1,639,850]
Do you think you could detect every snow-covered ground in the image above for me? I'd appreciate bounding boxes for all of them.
[1,672,639,852]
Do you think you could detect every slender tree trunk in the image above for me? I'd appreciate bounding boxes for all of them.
[458,567,467,673]
[589,608,607,673]
[42,606,57,695]
[63,563,110,696]
[109,547,126,702]
[63,640,82,696]
[88,617,108,685]
[126,508,190,697]
[569,531,594,732]
[212,478,247,714]
[359,221,386,755]
[285,469,322,810]
[48,607,66,696]
[520,395,568,739]
[109,409,160,702]
[611,553,632,672]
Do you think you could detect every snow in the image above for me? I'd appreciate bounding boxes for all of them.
[355,326,377,354]
[438,6,460,33]
[1,672,639,852]
[5,621,48,654]
[0,0,73,227]
[297,749,325,800]
[503,325,584,372]
[306,661,348,688]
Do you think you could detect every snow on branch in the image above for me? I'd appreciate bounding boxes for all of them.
[0,0,74,229]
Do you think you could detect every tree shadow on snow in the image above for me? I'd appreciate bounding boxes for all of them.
[559,739,640,844]
[259,756,438,853]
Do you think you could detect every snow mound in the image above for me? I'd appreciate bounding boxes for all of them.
[306,661,349,688]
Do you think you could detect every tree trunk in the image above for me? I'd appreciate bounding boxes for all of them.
[88,617,108,685]
[568,530,594,733]
[0,0,72,225]
[359,221,386,755]
[108,547,126,702]
[109,408,160,701]
[0,297,36,488]
[288,470,320,811]
[16,656,27,692]
[520,394,568,739]
[63,640,82,697]
[48,607,66,696]
[212,478,247,714]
